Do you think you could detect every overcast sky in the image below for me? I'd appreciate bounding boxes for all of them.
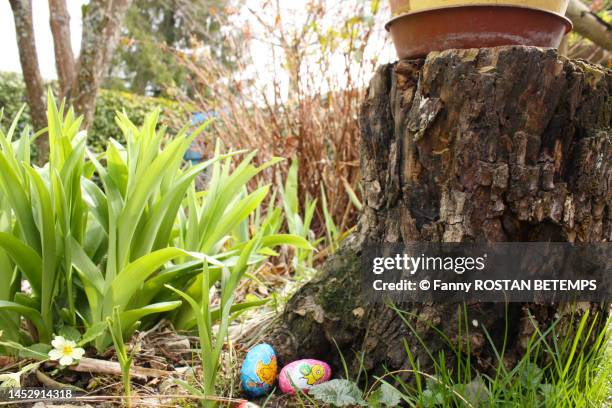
[0,0,393,100]
[0,0,88,79]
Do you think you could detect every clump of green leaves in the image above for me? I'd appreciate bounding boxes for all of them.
[309,379,402,407]
[0,93,209,351]
[0,93,311,381]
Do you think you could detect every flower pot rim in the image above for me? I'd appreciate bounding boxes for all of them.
[385,4,573,32]
[388,0,570,16]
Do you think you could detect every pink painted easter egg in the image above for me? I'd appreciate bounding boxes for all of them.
[278,359,332,394]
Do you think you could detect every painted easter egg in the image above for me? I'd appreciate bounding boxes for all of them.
[278,359,332,394]
[240,344,278,397]
[236,402,260,408]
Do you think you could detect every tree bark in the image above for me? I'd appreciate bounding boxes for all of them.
[266,46,610,378]
[566,0,611,52]
[71,0,132,128]
[9,0,48,162]
[49,0,76,100]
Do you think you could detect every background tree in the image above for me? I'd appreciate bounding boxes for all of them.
[9,0,133,161]
[70,0,132,128]
[49,0,75,100]
[8,0,46,148]
[107,0,236,96]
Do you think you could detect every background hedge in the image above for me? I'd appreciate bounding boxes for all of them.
[0,72,189,153]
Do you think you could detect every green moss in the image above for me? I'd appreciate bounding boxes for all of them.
[317,249,363,320]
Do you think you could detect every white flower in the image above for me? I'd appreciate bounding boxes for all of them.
[0,372,21,388]
[472,319,479,327]
[48,336,85,366]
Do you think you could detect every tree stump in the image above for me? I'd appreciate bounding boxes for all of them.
[267,46,610,378]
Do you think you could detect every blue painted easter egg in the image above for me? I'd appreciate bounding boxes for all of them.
[240,344,278,397]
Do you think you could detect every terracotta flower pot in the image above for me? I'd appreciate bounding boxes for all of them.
[386,5,572,60]
[389,0,570,15]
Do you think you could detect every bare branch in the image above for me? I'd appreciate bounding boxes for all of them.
[567,0,612,51]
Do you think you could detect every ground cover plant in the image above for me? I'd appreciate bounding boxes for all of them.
[295,305,610,408]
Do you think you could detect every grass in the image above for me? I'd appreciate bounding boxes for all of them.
[380,304,611,408]
[153,302,608,408]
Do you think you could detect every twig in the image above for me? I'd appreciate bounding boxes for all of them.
[35,369,86,393]
[0,357,20,373]
[51,357,172,381]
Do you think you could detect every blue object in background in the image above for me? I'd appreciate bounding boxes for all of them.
[183,111,216,164]
[184,142,203,164]
[240,343,278,397]
[191,111,217,125]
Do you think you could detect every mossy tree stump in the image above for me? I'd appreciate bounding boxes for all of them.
[267,46,610,378]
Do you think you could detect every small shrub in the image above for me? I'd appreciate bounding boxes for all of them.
[0,72,33,132]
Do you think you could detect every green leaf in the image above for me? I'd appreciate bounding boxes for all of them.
[18,343,51,360]
[518,363,543,390]
[422,388,445,407]
[79,322,107,346]
[57,326,81,342]
[116,133,191,268]
[368,383,403,407]
[139,260,208,305]
[309,379,367,407]
[199,185,270,252]
[164,284,214,380]
[82,179,109,234]
[173,378,204,397]
[456,376,489,406]
[179,297,270,331]
[25,167,59,333]
[0,154,40,251]
[0,340,49,360]
[0,232,42,294]
[69,236,105,297]
[284,159,299,215]
[119,301,182,333]
[0,301,47,342]
[539,383,555,401]
[111,247,186,311]
[130,156,227,258]
[106,142,129,197]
